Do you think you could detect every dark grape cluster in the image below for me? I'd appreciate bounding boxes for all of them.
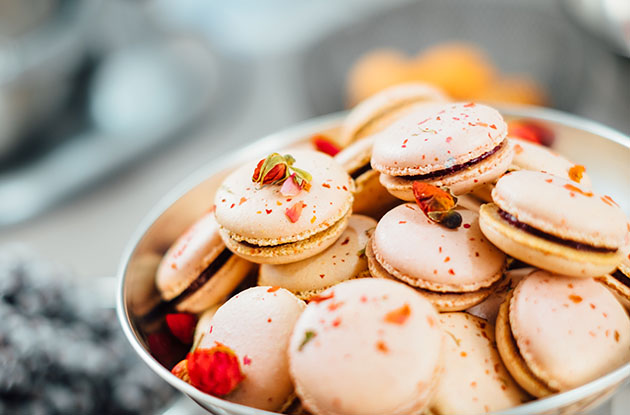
[0,246,177,414]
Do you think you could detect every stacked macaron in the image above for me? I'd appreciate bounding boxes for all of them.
[151,87,630,415]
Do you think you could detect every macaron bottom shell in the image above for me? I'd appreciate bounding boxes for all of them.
[479,203,623,278]
[366,236,503,311]
[219,212,351,264]
[378,139,513,200]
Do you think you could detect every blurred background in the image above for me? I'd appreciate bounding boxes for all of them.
[0,0,629,413]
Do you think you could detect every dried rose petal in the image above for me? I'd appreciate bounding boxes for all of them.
[166,313,198,345]
[563,183,593,197]
[187,345,245,396]
[171,359,191,383]
[384,304,411,325]
[281,174,302,197]
[285,201,305,223]
[508,120,554,147]
[412,182,456,214]
[568,165,585,183]
[312,134,341,156]
[252,153,290,186]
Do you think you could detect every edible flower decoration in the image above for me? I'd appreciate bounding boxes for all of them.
[507,119,554,147]
[412,182,462,229]
[183,344,245,396]
[311,134,341,156]
[252,153,312,194]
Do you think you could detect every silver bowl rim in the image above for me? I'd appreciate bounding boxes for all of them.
[117,105,630,415]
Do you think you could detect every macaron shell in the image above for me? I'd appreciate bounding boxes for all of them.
[288,278,443,415]
[334,135,375,173]
[175,254,253,313]
[199,287,305,411]
[371,102,507,176]
[258,215,376,297]
[594,275,630,311]
[215,150,354,245]
[339,83,448,146]
[379,139,513,199]
[492,170,627,249]
[191,303,221,351]
[479,203,623,277]
[510,271,630,392]
[373,204,505,292]
[509,137,592,188]
[430,313,529,414]
[156,211,225,300]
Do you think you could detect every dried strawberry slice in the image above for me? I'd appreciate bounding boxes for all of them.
[166,313,198,345]
[187,345,245,396]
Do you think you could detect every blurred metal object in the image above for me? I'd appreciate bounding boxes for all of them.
[0,0,96,160]
[563,0,630,57]
[118,107,630,415]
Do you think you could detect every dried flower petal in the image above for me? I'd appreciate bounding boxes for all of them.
[166,313,198,345]
[281,174,302,196]
[251,152,312,191]
[384,304,411,325]
[508,120,554,146]
[171,359,191,383]
[568,165,585,183]
[311,134,341,156]
[563,183,593,197]
[413,182,462,228]
[298,331,317,351]
[285,201,306,223]
[187,345,244,396]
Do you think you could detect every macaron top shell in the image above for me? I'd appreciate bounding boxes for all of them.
[431,313,528,414]
[156,211,224,300]
[371,102,507,176]
[259,215,376,293]
[198,286,305,411]
[289,278,442,415]
[510,270,630,391]
[340,83,448,145]
[215,150,353,244]
[373,204,505,291]
[493,170,627,249]
[509,137,591,187]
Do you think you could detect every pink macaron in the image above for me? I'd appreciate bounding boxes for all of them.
[197,286,305,411]
[288,278,443,415]
[480,170,628,277]
[367,203,506,311]
[371,102,513,200]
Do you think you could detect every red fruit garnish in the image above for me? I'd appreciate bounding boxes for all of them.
[508,120,554,147]
[311,134,341,156]
[166,313,198,345]
[187,345,245,396]
[384,304,411,325]
[171,359,191,383]
[412,182,462,229]
[285,201,306,223]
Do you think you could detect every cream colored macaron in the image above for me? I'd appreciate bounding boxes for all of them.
[155,211,253,313]
[429,313,529,414]
[596,249,630,311]
[288,278,443,415]
[334,136,400,218]
[258,214,376,300]
[339,82,448,147]
[198,286,305,411]
[372,102,513,200]
[480,170,628,277]
[367,204,506,311]
[215,150,354,264]
[496,270,630,398]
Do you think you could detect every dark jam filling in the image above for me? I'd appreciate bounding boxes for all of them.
[401,141,505,181]
[498,209,617,253]
[351,162,373,180]
[612,270,630,288]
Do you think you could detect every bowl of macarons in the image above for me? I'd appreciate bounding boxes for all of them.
[117,83,630,415]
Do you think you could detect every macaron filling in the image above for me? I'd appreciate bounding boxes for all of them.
[497,209,617,253]
[396,140,506,181]
[169,248,233,305]
[612,269,630,288]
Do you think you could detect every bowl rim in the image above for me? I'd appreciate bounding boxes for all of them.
[117,105,630,415]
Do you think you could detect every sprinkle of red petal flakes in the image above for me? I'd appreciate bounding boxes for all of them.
[322,183,331,188]
[463,223,471,229]
[569,295,583,303]
[328,301,345,311]
[384,304,411,325]
[310,292,335,303]
[267,286,280,293]
[545,179,553,183]
[332,317,342,327]
[243,356,252,366]
[446,136,452,143]
[448,269,455,275]
[490,124,497,129]
[285,201,306,223]
[239,197,247,206]
[341,237,350,245]
[568,165,585,183]
[601,195,619,207]
[563,184,593,197]
[399,221,406,224]
[265,209,272,214]
[311,134,341,156]
[230,203,235,209]
[514,144,524,155]
[319,274,325,278]
[267,318,272,323]
[166,313,198,345]
[360,295,368,303]
[464,102,475,107]
[444,257,450,262]
[376,341,389,353]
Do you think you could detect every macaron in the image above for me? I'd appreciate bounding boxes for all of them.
[479,170,628,277]
[191,303,220,351]
[288,278,443,415]
[367,203,506,311]
[429,313,529,414]
[371,102,513,200]
[596,250,630,311]
[258,214,376,300]
[334,136,400,218]
[215,150,354,264]
[155,211,253,313]
[197,286,305,411]
[495,270,630,397]
[338,82,448,147]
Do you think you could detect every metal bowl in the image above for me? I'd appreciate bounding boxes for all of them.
[117,107,630,415]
